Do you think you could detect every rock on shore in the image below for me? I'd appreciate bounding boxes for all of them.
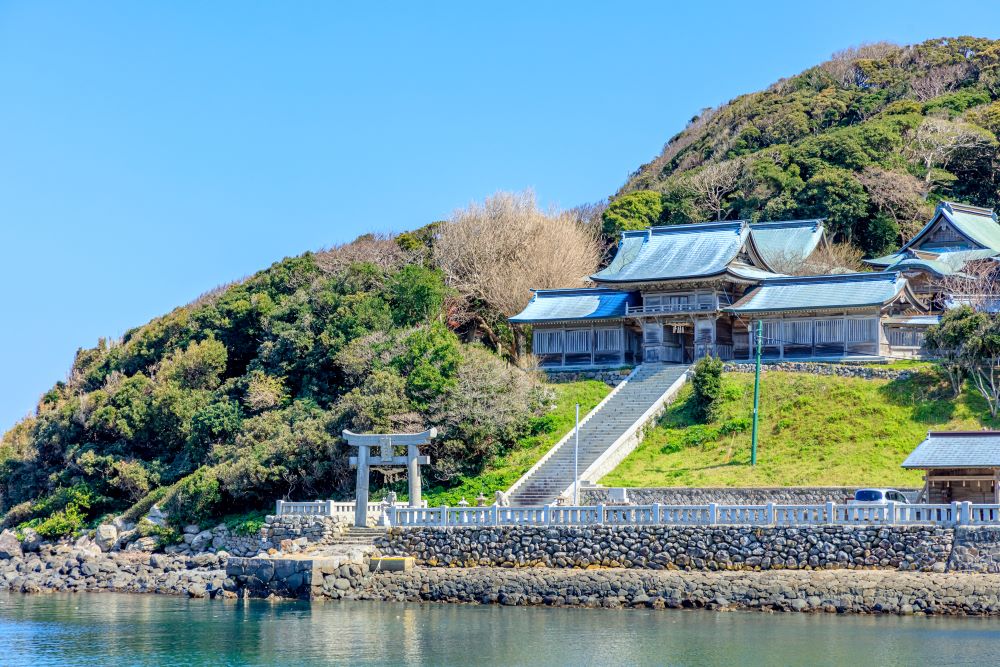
[0,542,232,597]
[363,567,1000,615]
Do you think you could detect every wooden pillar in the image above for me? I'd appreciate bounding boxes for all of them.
[407,444,422,508]
[354,445,369,527]
[590,322,595,366]
[778,319,784,360]
[561,325,566,367]
[619,322,625,365]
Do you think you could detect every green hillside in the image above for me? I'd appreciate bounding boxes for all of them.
[602,369,997,488]
[607,37,1000,257]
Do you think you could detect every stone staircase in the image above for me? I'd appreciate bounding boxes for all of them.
[327,527,385,547]
[507,363,690,506]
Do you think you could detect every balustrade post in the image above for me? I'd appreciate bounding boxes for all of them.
[596,504,605,525]
[766,503,775,525]
[950,502,960,526]
[275,500,284,516]
[825,501,835,525]
[325,500,335,517]
[961,501,972,526]
[652,503,661,525]
[386,506,396,527]
[441,505,449,527]
[885,500,895,525]
[708,503,718,525]
[491,504,498,527]
[543,505,550,527]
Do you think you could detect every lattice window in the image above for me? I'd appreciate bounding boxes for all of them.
[784,320,813,345]
[887,328,925,347]
[595,328,622,352]
[761,320,781,346]
[845,318,877,343]
[815,319,845,344]
[533,329,563,354]
[564,329,591,353]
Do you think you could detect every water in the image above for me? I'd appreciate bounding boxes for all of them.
[1,593,1000,666]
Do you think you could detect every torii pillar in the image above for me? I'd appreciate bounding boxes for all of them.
[343,428,435,527]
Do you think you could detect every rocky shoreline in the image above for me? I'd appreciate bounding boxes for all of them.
[362,567,1000,616]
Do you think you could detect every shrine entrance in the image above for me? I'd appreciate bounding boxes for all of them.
[343,428,435,527]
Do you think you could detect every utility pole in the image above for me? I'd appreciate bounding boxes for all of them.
[574,403,580,505]
[751,320,762,466]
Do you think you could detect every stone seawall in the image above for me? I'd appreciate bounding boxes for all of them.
[226,552,372,600]
[363,568,1000,615]
[579,487,888,506]
[948,527,1000,573]
[376,525,952,572]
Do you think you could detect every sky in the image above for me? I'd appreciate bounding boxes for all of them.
[2,0,1000,432]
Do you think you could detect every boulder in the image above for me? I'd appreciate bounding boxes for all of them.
[0,530,23,560]
[95,524,118,552]
[183,524,200,535]
[20,528,43,553]
[73,535,102,557]
[190,530,214,553]
[126,536,160,552]
[145,505,168,528]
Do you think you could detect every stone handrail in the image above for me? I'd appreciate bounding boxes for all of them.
[275,500,399,516]
[388,502,1000,528]
[504,365,642,498]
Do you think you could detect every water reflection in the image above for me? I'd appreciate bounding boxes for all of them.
[1,593,999,666]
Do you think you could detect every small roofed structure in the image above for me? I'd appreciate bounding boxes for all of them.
[902,431,1000,503]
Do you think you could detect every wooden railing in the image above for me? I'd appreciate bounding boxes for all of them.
[626,303,716,316]
[387,502,1000,528]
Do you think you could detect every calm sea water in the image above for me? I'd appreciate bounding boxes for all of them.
[1,592,999,666]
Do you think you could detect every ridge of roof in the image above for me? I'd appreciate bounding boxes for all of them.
[531,287,627,297]
[749,218,824,230]
[754,271,900,286]
[927,430,1000,437]
[645,220,746,236]
[943,201,998,221]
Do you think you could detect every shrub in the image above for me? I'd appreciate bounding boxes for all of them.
[158,338,228,390]
[602,190,665,236]
[388,265,447,326]
[162,467,222,526]
[120,486,170,523]
[692,356,724,422]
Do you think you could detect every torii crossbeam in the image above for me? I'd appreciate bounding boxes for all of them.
[343,428,435,527]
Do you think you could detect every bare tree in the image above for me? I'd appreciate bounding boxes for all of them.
[910,63,971,101]
[314,233,417,276]
[856,166,934,242]
[934,260,1000,312]
[905,117,998,190]
[820,42,900,87]
[434,190,602,354]
[766,243,865,276]
[684,159,744,220]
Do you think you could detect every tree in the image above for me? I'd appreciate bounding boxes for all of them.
[601,191,664,236]
[925,306,984,397]
[691,355,724,422]
[904,117,998,190]
[684,159,743,221]
[797,168,869,241]
[388,264,448,327]
[856,166,931,243]
[434,190,602,354]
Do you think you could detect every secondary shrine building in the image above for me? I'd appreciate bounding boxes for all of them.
[510,201,1000,367]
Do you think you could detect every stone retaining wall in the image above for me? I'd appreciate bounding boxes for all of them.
[723,362,912,381]
[364,568,1000,615]
[579,487,876,506]
[948,527,1000,573]
[376,525,952,572]
[543,368,633,387]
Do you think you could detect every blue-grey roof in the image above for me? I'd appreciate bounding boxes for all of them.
[868,248,997,275]
[884,315,941,326]
[591,221,748,283]
[902,432,1000,468]
[509,288,638,323]
[747,219,825,270]
[725,272,908,313]
[866,202,1000,269]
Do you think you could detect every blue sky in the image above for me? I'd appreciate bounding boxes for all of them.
[2,0,999,431]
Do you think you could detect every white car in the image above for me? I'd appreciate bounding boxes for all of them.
[849,488,910,504]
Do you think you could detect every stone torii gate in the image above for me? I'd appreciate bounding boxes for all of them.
[343,428,434,527]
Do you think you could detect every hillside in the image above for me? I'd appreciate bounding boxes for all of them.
[0,197,605,538]
[602,369,997,488]
[606,37,1000,257]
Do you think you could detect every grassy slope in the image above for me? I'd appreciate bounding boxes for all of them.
[601,370,998,488]
[424,380,611,505]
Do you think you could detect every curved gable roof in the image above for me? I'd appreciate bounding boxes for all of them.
[908,201,1000,252]
[591,221,749,283]
[747,219,826,269]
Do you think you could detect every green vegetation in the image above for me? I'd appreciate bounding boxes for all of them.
[691,355,724,421]
[0,227,572,533]
[423,380,611,506]
[611,37,1000,257]
[601,370,998,488]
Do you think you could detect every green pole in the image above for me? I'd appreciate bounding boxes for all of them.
[751,320,762,466]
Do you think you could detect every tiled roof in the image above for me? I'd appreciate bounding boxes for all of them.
[591,221,748,283]
[884,315,941,326]
[725,272,907,313]
[509,288,638,323]
[747,219,825,270]
[902,431,1000,468]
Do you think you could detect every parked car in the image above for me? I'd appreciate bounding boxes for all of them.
[849,488,910,504]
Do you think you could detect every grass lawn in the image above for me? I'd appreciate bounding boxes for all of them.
[600,370,999,489]
[423,379,611,505]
